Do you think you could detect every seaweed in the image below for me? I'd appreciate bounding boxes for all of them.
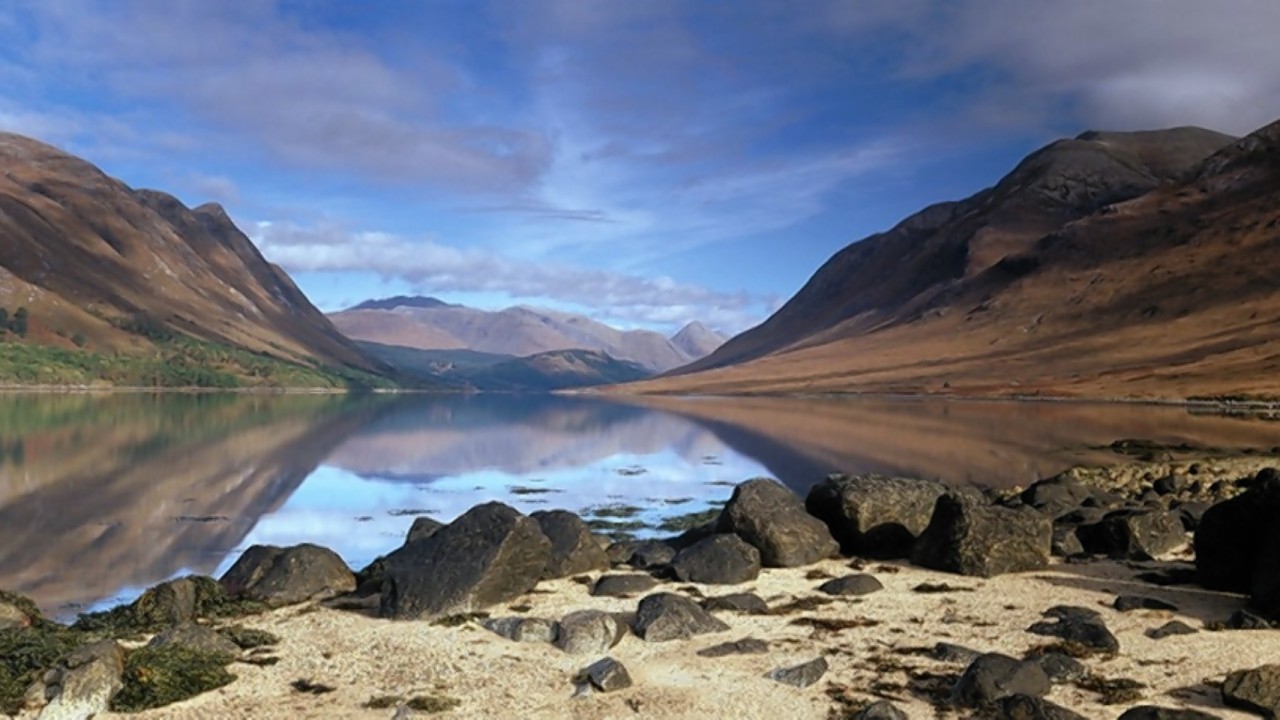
[111,645,237,712]
[407,694,461,713]
[217,625,280,650]
[0,626,82,715]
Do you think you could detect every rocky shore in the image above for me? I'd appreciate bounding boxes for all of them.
[7,453,1280,719]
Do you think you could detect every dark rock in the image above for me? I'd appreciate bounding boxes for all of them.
[606,541,639,565]
[1136,566,1199,586]
[1223,664,1280,717]
[765,656,828,688]
[35,639,125,719]
[805,473,946,558]
[912,493,1051,577]
[147,623,240,657]
[1195,481,1280,592]
[221,544,355,607]
[592,574,659,598]
[1043,605,1101,621]
[998,694,1089,719]
[670,534,761,585]
[124,576,227,628]
[480,616,559,643]
[1027,610,1119,654]
[352,556,389,597]
[1114,595,1178,612]
[1032,652,1088,684]
[1117,707,1222,720]
[952,653,1050,708]
[1175,501,1211,532]
[1224,608,1274,629]
[702,593,768,613]
[1051,526,1085,557]
[1153,475,1189,496]
[1087,488,1129,509]
[406,516,444,543]
[1079,509,1186,560]
[1056,506,1109,526]
[555,610,624,655]
[1021,477,1092,518]
[627,541,677,569]
[851,700,909,719]
[580,657,632,693]
[696,637,770,657]
[380,502,551,620]
[817,574,884,596]
[634,593,729,642]
[1145,621,1197,639]
[932,642,982,664]
[716,478,838,567]
[532,510,610,579]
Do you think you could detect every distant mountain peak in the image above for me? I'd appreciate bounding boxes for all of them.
[350,295,454,311]
[670,320,728,358]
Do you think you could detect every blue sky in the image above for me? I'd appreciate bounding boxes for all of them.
[2,1,1280,334]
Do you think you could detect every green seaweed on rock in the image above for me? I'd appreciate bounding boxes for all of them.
[111,645,237,712]
[0,626,82,715]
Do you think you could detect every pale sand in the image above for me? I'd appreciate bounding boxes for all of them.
[111,556,1273,720]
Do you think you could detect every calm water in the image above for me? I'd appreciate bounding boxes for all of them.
[2,391,1278,618]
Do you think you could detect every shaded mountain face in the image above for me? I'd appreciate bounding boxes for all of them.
[0,132,380,374]
[331,297,725,373]
[628,122,1280,400]
[358,341,652,391]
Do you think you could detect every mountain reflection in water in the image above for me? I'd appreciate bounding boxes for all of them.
[2,391,1277,617]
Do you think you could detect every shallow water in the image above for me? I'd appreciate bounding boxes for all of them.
[1,391,1276,618]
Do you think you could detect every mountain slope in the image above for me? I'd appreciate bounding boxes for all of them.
[357,341,652,391]
[670,321,728,358]
[624,122,1280,400]
[0,132,385,385]
[330,298,725,373]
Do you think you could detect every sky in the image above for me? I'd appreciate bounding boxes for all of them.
[2,1,1280,335]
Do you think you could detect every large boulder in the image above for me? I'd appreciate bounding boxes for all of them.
[531,510,609,579]
[33,640,125,720]
[1195,472,1280,592]
[634,593,729,642]
[951,653,1050,709]
[670,535,761,585]
[220,544,355,607]
[912,493,1051,577]
[554,610,625,655]
[1222,664,1280,717]
[806,474,946,558]
[1078,509,1186,560]
[1021,476,1093,519]
[380,502,551,620]
[716,478,837,567]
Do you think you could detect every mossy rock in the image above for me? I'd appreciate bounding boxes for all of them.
[111,645,237,712]
[74,576,267,637]
[0,589,50,630]
[0,626,83,715]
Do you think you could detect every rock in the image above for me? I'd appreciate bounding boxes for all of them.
[532,510,610,580]
[1223,664,1280,717]
[147,623,240,657]
[126,576,227,628]
[696,637,770,657]
[1114,595,1178,612]
[932,642,983,664]
[1153,475,1188,496]
[380,502,551,620]
[1145,621,1197,639]
[1175,501,1211,532]
[1021,477,1093,518]
[0,589,39,630]
[579,657,632,693]
[701,593,768,613]
[634,593,729,642]
[220,544,355,607]
[1224,609,1274,629]
[1117,707,1222,720]
[36,640,125,720]
[606,541,639,565]
[951,653,1050,709]
[406,516,444,543]
[480,616,560,643]
[998,694,1089,719]
[1079,509,1186,560]
[555,610,624,655]
[627,541,677,569]
[817,574,884,596]
[912,493,1051,577]
[591,574,659,598]
[1195,479,1280,592]
[1027,608,1119,654]
[766,657,828,688]
[1031,652,1088,684]
[670,534,761,585]
[716,478,837,567]
[851,700,909,719]
[806,473,946,558]
[1051,526,1085,557]
[1057,506,1109,526]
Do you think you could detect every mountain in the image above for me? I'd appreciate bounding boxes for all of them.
[357,341,651,391]
[0,132,387,386]
[623,121,1280,400]
[330,297,726,373]
[670,321,729,359]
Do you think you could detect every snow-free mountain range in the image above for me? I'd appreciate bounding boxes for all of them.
[1,115,1279,398]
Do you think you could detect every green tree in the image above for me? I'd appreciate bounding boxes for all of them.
[12,307,28,338]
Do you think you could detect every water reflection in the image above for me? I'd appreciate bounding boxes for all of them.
[2,391,1279,617]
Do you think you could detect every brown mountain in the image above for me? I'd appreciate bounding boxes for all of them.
[623,121,1280,400]
[330,298,724,373]
[0,132,382,378]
